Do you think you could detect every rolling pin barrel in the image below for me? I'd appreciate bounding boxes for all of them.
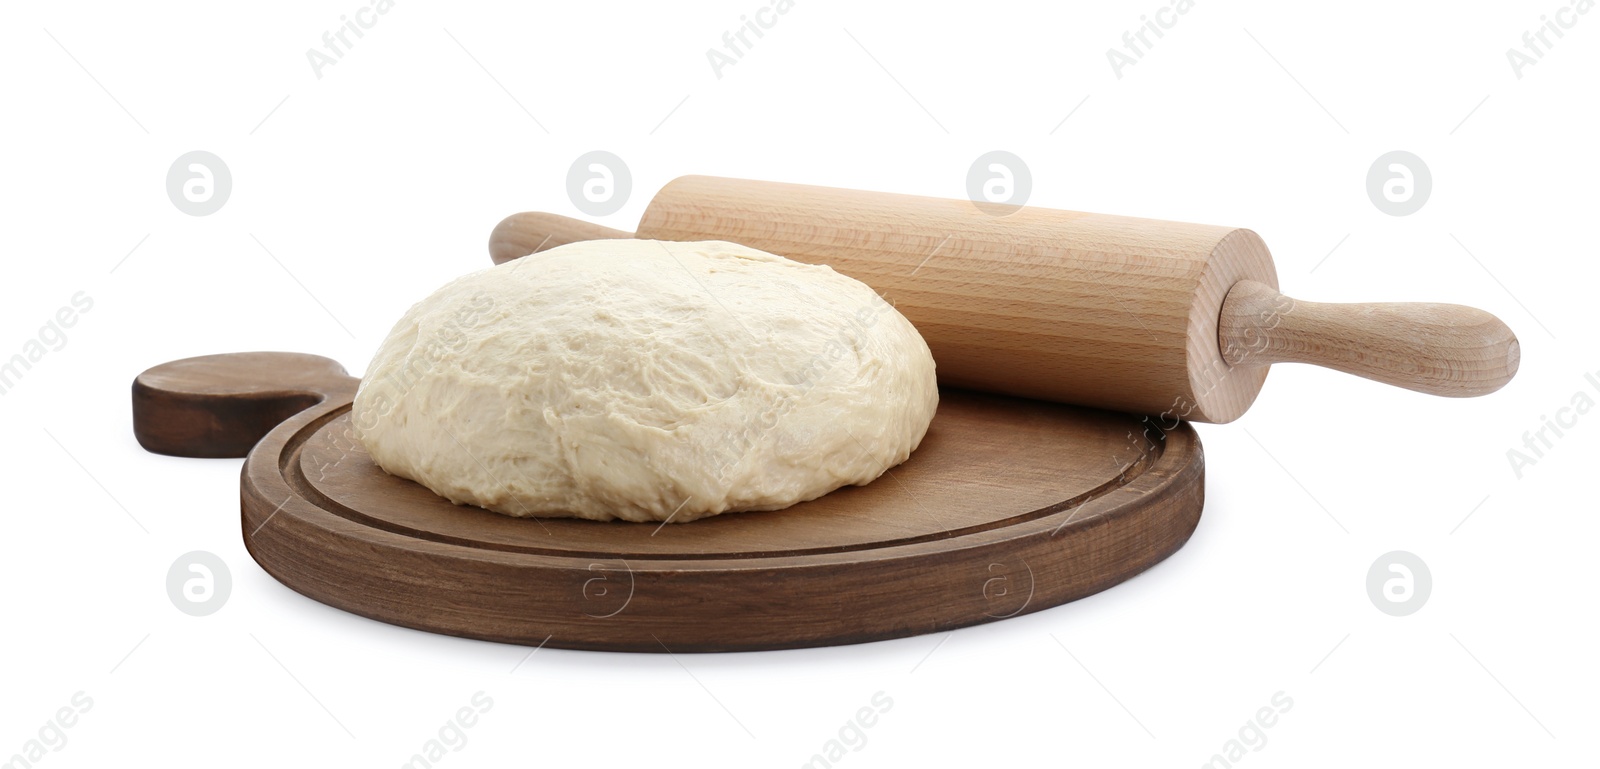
[489,176,1519,423]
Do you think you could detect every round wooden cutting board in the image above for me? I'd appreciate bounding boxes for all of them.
[134,352,1204,653]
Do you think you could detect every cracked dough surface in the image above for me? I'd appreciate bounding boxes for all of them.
[352,239,938,523]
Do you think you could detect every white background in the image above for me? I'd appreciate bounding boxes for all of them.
[2,0,1595,766]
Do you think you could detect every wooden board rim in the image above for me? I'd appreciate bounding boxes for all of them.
[239,390,1205,652]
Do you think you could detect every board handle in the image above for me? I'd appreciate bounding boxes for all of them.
[133,352,357,458]
[489,212,634,265]
[1218,280,1519,397]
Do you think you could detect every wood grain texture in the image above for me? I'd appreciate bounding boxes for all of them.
[492,176,1521,421]
[1218,279,1520,397]
[134,353,1204,652]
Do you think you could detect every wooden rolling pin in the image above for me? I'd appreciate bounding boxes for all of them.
[489,176,1519,423]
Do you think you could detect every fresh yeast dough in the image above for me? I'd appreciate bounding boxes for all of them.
[352,239,938,523]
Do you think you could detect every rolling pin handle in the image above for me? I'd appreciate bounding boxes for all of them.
[1218,280,1520,398]
[489,212,635,265]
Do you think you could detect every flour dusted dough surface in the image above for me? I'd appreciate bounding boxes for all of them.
[352,239,938,523]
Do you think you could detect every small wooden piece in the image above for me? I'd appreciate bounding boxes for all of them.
[490,176,1519,422]
[133,353,1204,653]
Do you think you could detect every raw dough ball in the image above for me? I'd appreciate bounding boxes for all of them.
[352,239,938,523]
